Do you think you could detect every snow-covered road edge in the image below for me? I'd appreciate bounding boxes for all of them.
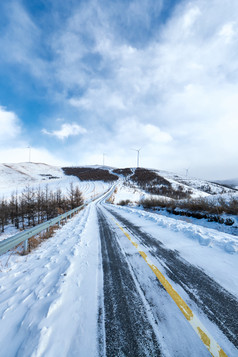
[104,203,238,299]
[0,203,101,357]
[108,204,238,254]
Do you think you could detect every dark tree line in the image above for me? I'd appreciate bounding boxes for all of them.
[63,167,118,181]
[112,168,133,176]
[0,183,83,233]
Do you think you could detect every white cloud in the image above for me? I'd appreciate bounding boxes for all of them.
[0,147,70,166]
[69,88,126,111]
[59,0,238,179]
[218,22,236,43]
[0,106,21,143]
[42,123,87,140]
[182,6,201,30]
[114,119,172,147]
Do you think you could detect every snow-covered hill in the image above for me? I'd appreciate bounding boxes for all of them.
[154,168,237,196]
[216,178,238,190]
[0,162,237,202]
[0,162,112,202]
[108,167,237,205]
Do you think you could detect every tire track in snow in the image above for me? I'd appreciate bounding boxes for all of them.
[97,207,162,357]
[106,207,238,350]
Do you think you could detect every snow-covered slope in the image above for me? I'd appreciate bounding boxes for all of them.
[0,162,112,201]
[109,168,237,205]
[216,178,238,189]
[0,162,237,204]
[0,162,64,194]
[154,169,236,195]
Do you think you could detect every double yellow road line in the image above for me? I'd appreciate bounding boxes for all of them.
[114,219,228,357]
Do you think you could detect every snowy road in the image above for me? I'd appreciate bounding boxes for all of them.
[97,204,238,357]
[0,198,237,356]
[103,207,238,347]
[97,208,161,356]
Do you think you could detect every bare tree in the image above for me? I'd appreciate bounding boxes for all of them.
[0,197,8,232]
[74,185,84,208]
[9,191,19,229]
[0,183,84,235]
[22,185,36,226]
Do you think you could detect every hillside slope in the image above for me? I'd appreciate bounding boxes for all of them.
[0,163,112,202]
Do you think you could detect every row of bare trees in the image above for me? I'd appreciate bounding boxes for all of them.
[0,183,83,233]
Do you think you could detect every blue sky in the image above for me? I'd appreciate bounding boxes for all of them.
[0,0,238,179]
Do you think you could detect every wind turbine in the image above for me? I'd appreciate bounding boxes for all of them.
[27,146,31,163]
[184,167,190,178]
[131,148,142,168]
[102,153,106,166]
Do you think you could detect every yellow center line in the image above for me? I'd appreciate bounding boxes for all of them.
[113,219,228,357]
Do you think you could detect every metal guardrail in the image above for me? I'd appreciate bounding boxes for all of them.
[0,185,116,256]
[0,203,87,256]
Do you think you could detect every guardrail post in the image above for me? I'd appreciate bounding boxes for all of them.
[24,239,28,254]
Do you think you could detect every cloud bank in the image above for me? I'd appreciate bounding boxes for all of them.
[0,0,237,179]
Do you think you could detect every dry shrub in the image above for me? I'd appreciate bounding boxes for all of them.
[131,168,170,186]
[112,168,133,176]
[106,187,118,204]
[130,168,191,199]
[63,167,118,182]
[23,225,59,254]
[141,196,238,224]
[118,200,131,206]
[141,198,170,209]
[228,197,238,215]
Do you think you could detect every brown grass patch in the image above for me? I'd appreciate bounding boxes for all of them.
[22,224,60,254]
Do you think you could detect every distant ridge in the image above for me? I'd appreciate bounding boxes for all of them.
[215,178,238,189]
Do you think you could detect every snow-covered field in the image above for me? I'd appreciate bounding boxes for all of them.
[0,162,111,202]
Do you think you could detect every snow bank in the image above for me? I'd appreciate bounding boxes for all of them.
[0,204,101,356]
[110,205,238,254]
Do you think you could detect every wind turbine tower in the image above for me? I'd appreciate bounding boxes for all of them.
[185,168,189,178]
[132,148,142,168]
[27,146,31,163]
[103,153,106,166]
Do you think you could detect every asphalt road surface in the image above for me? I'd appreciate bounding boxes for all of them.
[96,202,238,357]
